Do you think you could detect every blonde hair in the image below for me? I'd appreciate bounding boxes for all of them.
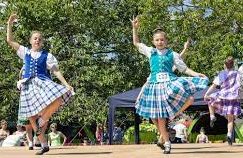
[29,30,43,40]
[30,30,42,36]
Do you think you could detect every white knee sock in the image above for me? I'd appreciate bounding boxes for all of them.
[210,115,215,120]
[41,142,48,148]
[227,132,232,138]
[29,141,33,147]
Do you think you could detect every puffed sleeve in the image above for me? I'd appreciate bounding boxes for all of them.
[173,52,188,72]
[46,53,59,70]
[17,45,28,59]
[212,76,220,85]
[137,43,153,58]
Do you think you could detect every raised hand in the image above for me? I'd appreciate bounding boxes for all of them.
[8,14,18,25]
[204,94,210,101]
[65,84,74,92]
[197,73,207,78]
[184,37,191,49]
[131,15,139,29]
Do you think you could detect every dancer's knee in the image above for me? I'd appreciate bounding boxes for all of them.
[188,96,194,102]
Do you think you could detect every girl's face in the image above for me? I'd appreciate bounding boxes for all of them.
[1,123,7,130]
[51,125,57,132]
[30,32,43,51]
[152,33,167,50]
[17,125,22,131]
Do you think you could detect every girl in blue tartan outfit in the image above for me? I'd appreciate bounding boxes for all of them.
[7,14,73,155]
[131,16,208,154]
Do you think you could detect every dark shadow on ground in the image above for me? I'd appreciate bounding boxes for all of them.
[47,147,77,150]
[47,152,112,155]
[172,150,243,154]
[172,146,220,150]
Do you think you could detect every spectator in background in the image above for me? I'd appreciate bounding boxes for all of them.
[13,125,26,146]
[48,123,67,147]
[172,119,188,143]
[2,124,26,147]
[196,127,209,143]
[95,123,103,145]
[182,116,192,128]
[102,126,109,145]
[0,120,10,146]
[113,124,123,144]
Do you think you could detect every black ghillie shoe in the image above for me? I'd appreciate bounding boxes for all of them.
[157,142,165,150]
[28,146,34,150]
[35,146,49,155]
[163,143,171,154]
[227,136,233,146]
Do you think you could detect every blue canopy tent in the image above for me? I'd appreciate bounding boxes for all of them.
[108,87,210,145]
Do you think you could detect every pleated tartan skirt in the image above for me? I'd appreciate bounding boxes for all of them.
[18,77,72,118]
[208,92,241,116]
[136,77,208,119]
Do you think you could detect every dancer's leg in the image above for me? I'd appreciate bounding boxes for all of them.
[208,104,217,127]
[226,114,234,145]
[25,124,33,150]
[158,118,171,154]
[172,96,194,119]
[178,96,194,114]
[39,97,62,123]
[35,123,49,155]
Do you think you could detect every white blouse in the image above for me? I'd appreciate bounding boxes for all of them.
[137,43,187,72]
[17,45,58,70]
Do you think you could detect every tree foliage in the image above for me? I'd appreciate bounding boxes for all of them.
[0,0,242,126]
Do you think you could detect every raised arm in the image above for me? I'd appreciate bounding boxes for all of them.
[131,16,140,48]
[172,39,190,72]
[184,68,207,78]
[179,38,191,59]
[7,14,20,51]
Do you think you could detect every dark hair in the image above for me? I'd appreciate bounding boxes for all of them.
[153,28,163,34]
[0,120,7,125]
[200,127,205,133]
[50,123,57,128]
[225,56,234,69]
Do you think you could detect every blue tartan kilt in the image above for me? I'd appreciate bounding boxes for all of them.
[136,77,208,119]
[18,77,72,118]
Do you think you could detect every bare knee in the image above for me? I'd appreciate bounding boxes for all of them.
[158,118,167,126]
[152,119,158,124]
[227,115,234,122]
[188,96,194,102]
[25,124,32,132]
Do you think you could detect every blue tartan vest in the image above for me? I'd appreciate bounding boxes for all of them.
[148,48,176,83]
[23,50,51,80]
